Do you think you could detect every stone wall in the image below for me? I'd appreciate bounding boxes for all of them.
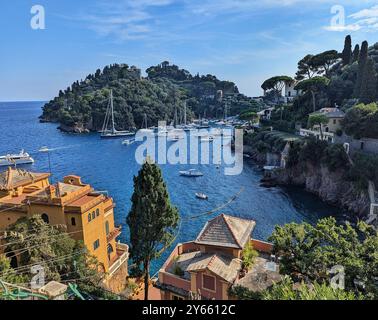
[335,134,378,156]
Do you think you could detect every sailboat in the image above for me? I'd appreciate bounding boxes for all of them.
[139,113,155,136]
[100,90,135,138]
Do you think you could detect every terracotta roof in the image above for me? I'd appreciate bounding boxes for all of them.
[0,168,50,191]
[195,214,255,249]
[311,108,345,118]
[170,251,242,283]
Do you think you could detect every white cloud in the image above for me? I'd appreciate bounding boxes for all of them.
[73,0,174,40]
[349,5,378,19]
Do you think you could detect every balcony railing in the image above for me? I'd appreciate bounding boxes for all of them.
[107,226,122,243]
[108,242,129,276]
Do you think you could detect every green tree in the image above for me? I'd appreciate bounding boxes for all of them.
[352,44,360,63]
[295,77,330,112]
[342,102,378,139]
[261,76,294,104]
[342,35,352,65]
[295,55,318,80]
[354,41,369,97]
[126,159,179,300]
[311,50,340,76]
[308,113,329,140]
[3,216,108,298]
[239,111,257,124]
[359,57,377,104]
[268,218,378,298]
[241,242,258,271]
[262,276,362,300]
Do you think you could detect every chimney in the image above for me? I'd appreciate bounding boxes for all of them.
[47,185,56,199]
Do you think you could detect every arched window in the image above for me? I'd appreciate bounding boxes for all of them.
[71,217,76,226]
[107,244,114,260]
[92,211,95,220]
[41,213,49,224]
[96,209,100,217]
[88,213,91,222]
[105,221,110,236]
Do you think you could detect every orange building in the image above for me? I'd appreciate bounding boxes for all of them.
[156,214,282,300]
[0,168,128,292]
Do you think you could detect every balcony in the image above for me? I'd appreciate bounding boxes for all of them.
[108,242,129,276]
[107,226,122,243]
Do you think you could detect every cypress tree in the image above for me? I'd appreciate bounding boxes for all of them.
[342,35,352,65]
[126,159,179,300]
[352,44,360,63]
[360,57,377,104]
[354,41,369,97]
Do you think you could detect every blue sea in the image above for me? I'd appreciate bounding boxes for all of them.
[0,101,345,274]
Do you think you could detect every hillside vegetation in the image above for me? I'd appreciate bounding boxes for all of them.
[41,62,263,132]
[262,36,378,139]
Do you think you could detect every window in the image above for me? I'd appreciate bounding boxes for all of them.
[41,213,49,224]
[88,213,91,222]
[105,221,110,236]
[96,208,100,217]
[93,239,100,250]
[71,217,76,226]
[92,211,95,220]
[333,119,337,125]
[202,274,215,291]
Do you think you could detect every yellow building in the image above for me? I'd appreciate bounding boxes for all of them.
[0,168,128,292]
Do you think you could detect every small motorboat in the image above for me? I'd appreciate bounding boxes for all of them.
[39,146,50,153]
[122,139,135,146]
[179,169,204,177]
[195,192,208,200]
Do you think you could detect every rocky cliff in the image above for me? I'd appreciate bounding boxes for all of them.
[244,145,370,217]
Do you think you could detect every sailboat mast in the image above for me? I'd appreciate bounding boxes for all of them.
[110,89,115,133]
[174,108,178,128]
[184,101,187,126]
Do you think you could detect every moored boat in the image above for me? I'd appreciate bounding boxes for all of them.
[179,169,204,177]
[0,150,34,166]
[195,192,208,200]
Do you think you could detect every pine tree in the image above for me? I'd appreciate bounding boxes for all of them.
[342,35,352,65]
[360,57,377,104]
[126,159,179,300]
[352,44,360,63]
[354,41,369,98]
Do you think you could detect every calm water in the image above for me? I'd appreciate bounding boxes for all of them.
[0,101,345,273]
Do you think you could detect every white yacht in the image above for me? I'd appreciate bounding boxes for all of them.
[0,150,34,167]
[179,169,204,177]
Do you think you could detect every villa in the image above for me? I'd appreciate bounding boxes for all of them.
[0,167,129,293]
[300,107,345,143]
[156,214,281,300]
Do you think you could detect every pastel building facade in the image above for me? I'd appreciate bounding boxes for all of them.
[0,168,128,292]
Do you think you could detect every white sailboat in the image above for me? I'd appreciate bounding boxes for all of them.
[139,113,155,136]
[101,90,135,138]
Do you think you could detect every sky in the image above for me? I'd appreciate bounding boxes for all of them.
[1,0,378,101]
